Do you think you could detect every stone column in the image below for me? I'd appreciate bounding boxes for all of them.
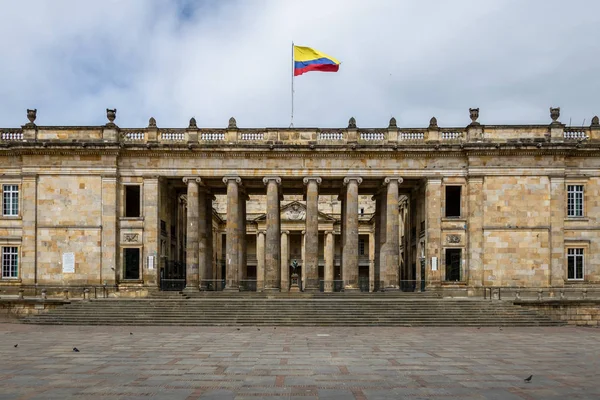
[256,230,266,291]
[383,177,402,290]
[223,176,241,290]
[281,230,290,291]
[196,188,209,290]
[426,178,442,286]
[369,229,375,292]
[263,176,281,291]
[342,176,362,290]
[143,177,160,286]
[550,176,565,285]
[373,192,385,291]
[303,177,321,291]
[183,177,200,291]
[203,194,214,287]
[324,231,335,292]
[238,190,248,285]
[101,175,117,285]
[20,174,37,284]
[467,177,484,289]
[339,190,346,280]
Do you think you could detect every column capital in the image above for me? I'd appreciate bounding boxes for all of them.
[281,230,290,236]
[301,230,306,235]
[263,176,282,186]
[223,176,242,185]
[324,230,334,235]
[257,230,266,236]
[383,176,403,185]
[303,176,322,186]
[343,176,363,186]
[183,176,202,185]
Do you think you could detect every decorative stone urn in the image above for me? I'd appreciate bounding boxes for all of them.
[27,109,37,125]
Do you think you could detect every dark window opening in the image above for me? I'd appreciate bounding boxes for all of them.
[359,238,365,255]
[445,248,461,281]
[124,248,140,280]
[125,186,141,217]
[445,186,461,217]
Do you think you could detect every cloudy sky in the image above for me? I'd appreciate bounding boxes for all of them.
[1,0,599,128]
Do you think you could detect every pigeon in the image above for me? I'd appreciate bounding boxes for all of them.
[524,375,533,383]
[130,332,133,335]
[72,347,80,352]
[14,344,18,348]
[257,328,260,331]
[236,328,240,331]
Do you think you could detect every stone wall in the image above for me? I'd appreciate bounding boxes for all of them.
[482,176,552,287]
[515,300,600,326]
[36,176,103,285]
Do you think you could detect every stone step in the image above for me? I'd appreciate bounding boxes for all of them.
[22,298,564,327]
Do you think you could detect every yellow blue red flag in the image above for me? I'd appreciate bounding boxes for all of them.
[293,46,340,76]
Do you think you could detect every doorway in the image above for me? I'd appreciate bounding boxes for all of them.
[445,248,462,282]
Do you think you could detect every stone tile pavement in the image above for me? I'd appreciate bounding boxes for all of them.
[0,323,599,399]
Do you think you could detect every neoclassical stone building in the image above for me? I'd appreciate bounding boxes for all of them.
[0,107,599,295]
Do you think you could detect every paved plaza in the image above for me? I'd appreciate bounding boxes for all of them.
[0,323,599,399]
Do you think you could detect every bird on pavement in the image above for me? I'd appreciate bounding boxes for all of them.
[73,347,80,352]
[524,375,533,383]
[14,344,18,348]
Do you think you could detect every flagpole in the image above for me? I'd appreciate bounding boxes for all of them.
[290,41,294,128]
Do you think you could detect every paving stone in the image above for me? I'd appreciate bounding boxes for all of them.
[0,323,599,399]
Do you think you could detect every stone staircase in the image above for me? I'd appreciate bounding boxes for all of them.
[21,294,565,327]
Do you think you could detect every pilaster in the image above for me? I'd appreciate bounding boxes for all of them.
[143,176,160,286]
[20,174,37,284]
[550,176,565,285]
[101,175,118,285]
[467,176,484,288]
[425,178,442,286]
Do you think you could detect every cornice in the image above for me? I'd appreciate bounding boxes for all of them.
[1,145,600,159]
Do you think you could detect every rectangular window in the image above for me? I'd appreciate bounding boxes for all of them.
[124,185,141,217]
[2,185,19,216]
[567,185,583,217]
[445,248,461,281]
[359,238,365,255]
[123,248,140,280]
[445,186,461,217]
[567,248,584,280]
[2,246,18,278]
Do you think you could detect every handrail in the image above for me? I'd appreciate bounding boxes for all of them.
[483,286,600,300]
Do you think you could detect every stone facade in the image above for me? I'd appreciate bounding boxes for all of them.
[1,109,600,295]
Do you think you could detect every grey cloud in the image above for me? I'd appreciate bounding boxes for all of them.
[0,0,598,129]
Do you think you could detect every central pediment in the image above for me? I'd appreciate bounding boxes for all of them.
[253,201,336,223]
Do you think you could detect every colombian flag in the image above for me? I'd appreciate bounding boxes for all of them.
[293,46,340,76]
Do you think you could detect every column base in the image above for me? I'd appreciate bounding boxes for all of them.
[223,286,240,292]
[182,285,200,293]
[383,286,400,292]
[343,286,360,292]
